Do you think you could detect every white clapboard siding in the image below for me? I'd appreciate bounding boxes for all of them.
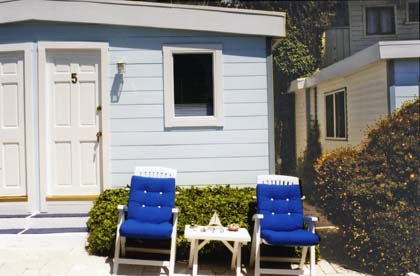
[112,156,269,173]
[114,91,163,105]
[111,130,268,146]
[224,76,267,90]
[223,62,266,76]
[113,169,268,186]
[110,104,163,118]
[317,61,388,153]
[224,89,267,103]
[0,21,270,187]
[110,116,268,132]
[111,143,268,160]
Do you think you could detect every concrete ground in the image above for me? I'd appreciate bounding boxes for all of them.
[0,233,372,276]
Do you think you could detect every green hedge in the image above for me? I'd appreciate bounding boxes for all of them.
[87,186,256,258]
[87,185,317,261]
[315,100,420,276]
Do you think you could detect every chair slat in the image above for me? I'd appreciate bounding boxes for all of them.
[257,175,299,185]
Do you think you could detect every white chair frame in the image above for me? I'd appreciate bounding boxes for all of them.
[249,175,318,276]
[113,166,179,275]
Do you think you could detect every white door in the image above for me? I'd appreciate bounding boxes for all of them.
[46,50,101,196]
[0,52,26,197]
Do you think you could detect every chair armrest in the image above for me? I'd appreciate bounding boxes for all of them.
[117,205,128,212]
[253,214,264,220]
[172,208,179,214]
[304,216,318,222]
[304,216,318,233]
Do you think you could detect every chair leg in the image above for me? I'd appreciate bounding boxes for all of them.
[249,235,256,267]
[310,246,316,276]
[121,237,126,257]
[113,235,121,275]
[255,241,261,276]
[299,246,308,270]
[169,235,177,276]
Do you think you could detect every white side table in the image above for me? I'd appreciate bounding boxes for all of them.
[184,225,251,276]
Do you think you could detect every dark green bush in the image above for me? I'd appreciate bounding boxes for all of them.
[86,185,256,258]
[315,100,420,275]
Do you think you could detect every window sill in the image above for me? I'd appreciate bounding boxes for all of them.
[325,137,348,142]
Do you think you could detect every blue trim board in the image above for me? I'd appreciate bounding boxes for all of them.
[23,227,88,234]
[32,213,89,218]
[0,229,25,234]
[0,214,29,218]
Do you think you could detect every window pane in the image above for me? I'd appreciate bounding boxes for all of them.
[408,2,419,22]
[326,95,334,137]
[335,91,346,138]
[380,7,395,33]
[366,8,379,34]
[173,54,214,117]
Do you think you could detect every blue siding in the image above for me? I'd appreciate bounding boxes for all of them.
[0,21,269,187]
[394,59,420,86]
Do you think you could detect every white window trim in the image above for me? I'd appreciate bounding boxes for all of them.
[406,0,419,23]
[363,4,398,37]
[325,88,347,141]
[163,44,224,128]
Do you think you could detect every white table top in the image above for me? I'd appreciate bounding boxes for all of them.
[184,225,251,242]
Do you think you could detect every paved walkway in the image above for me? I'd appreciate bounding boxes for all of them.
[0,233,371,276]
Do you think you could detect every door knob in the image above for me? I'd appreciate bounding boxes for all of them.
[96,131,102,143]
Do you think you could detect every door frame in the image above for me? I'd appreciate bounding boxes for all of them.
[0,43,35,212]
[38,41,110,212]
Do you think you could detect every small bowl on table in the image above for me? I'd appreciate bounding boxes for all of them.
[227,223,240,231]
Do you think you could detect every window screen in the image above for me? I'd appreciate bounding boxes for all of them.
[173,53,214,117]
[366,7,395,35]
[326,90,347,139]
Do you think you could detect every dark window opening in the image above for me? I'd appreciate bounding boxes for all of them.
[366,7,396,35]
[173,53,214,117]
[326,94,335,138]
[408,2,419,22]
[326,90,346,139]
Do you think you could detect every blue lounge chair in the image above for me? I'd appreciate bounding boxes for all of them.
[113,167,178,275]
[250,175,319,276]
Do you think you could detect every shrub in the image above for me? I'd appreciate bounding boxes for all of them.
[315,100,420,275]
[86,185,256,258]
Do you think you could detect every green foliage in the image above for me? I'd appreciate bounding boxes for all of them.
[315,100,420,275]
[298,119,322,199]
[87,188,129,255]
[86,185,256,258]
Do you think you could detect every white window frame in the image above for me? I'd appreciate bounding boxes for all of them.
[325,88,347,141]
[363,5,397,37]
[163,44,223,128]
[406,0,419,23]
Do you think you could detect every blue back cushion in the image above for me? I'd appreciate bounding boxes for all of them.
[127,176,176,224]
[257,184,303,231]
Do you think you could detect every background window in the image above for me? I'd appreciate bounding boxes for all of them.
[407,2,419,22]
[366,7,395,35]
[325,90,347,139]
[173,54,214,117]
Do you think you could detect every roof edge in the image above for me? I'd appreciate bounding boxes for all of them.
[288,40,420,91]
[0,0,286,37]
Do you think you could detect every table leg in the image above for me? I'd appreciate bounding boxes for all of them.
[188,239,196,268]
[192,239,199,276]
[231,242,239,270]
[236,243,242,276]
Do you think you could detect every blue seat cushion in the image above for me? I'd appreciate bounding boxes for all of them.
[120,219,173,239]
[127,176,175,224]
[261,229,319,246]
[257,184,304,231]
